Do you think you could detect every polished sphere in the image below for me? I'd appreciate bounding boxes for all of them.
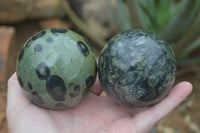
[98,29,176,107]
[16,28,97,109]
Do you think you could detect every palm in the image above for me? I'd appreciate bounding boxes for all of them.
[7,91,140,133]
[7,73,192,133]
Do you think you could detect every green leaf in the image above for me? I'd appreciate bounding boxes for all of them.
[139,1,158,32]
[173,12,200,57]
[160,0,199,42]
[180,37,200,59]
[138,0,178,33]
[125,0,143,28]
[106,0,132,31]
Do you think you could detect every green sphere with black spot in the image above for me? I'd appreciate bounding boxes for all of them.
[98,29,176,107]
[16,28,97,109]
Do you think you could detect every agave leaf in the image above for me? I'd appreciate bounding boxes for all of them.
[180,37,200,59]
[178,55,200,66]
[116,0,132,31]
[138,0,177,33]
[60,0,106,48]
[156,0,173,30]
[125,0,143,28]
[173,12,200,58]
[138,1,158,32]
[160,0,198,42]
[106,0,132,31]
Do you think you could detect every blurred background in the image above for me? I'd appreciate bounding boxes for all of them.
[0,0,200,132]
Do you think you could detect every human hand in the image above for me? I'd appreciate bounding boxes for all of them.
[6,73,192,133]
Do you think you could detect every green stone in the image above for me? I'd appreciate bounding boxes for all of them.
[16,28,97,109]
[98,29,176,107]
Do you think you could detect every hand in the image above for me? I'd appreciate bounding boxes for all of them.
[6,73,192,133]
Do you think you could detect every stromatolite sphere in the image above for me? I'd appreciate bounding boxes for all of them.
[16,28,97,109]
[98,29,176,107]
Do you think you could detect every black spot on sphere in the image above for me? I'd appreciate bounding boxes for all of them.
[77,41,90,57]
[24,39,32,48]
[28,82,33,90]
[34,44,42,52]
[46,75,67,101]
[70,85,81,98]
[31,91,44,105]
[17,76,24,87]
[86,76,95,88]
[74,85,81,91]
[46,37,53,43]
[70,92,79,98]
[36,63,50,80]
[32,91,38,95]
[54,103,68,109]
[18,48,25,61]
[69,83,74,87]
[84,38,93,52]
[128,66,136,71]
[51,28,68,34]
[82,87,90,96]
[32,31,46,41]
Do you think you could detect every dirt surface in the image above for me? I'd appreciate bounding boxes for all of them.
[0,91,7,133]
[0,20,200,133]
[156,69,200,133]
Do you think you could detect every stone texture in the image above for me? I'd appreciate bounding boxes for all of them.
[98,29,176,107]
[16,29,97,109]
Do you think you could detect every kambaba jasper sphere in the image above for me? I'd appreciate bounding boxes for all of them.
[16,28,97,109]
[98,29,176,107]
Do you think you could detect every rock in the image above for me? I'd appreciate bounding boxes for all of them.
[0,26,15,88]
[0,0,65,23]
[68,0,118,38]
[39,18,71,29]
[184,115,200,133]
[16,28,97,109]
[28,0,65,19]
[0,0,35,23]
[98,30,176,107]
[0,0,117,40]
[157,125,176,133]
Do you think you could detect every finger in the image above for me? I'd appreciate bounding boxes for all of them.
[132,81,193,133]
[7,73,30,112]
[7,72,27,101]
[90,76,103,96]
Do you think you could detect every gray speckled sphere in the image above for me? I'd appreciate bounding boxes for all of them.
[98,29,176,107]
[16,28,97,109]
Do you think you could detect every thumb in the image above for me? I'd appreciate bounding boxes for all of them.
[6,72,30,118]
[132,81,193,133]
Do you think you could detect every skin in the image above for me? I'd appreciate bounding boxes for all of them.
[7,72,192,133]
